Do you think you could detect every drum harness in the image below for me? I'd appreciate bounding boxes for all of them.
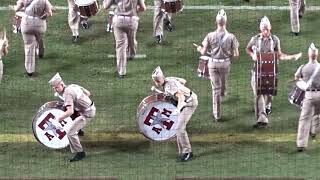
[302,63,320,91]
[210,31,231,63]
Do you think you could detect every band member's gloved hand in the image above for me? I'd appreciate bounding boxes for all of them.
[294,52,302,61]
[171,109,180,116]
[51,119,63,130]
[251,54,257,61]
[197,45,202,52]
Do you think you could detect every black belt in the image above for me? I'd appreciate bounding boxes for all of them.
[306,89,320,92]
[185,92,193,102]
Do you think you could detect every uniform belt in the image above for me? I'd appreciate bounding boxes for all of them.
[211,58,230,63]
[84,101,94,111]
[185,92,193,103]
[306,89,320,92]
[115,15,139,20]
[25,15,39,19]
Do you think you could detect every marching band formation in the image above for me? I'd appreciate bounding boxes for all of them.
[0,0,319,162]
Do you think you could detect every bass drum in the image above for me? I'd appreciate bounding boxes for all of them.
[137,94,179,141]
[32,101,77,149]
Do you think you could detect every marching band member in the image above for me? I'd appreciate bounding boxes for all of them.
[67,0,81,43]
[196,9,239,122]
[296,43,320,152]
[103,0,146,79]
[246,16,302,128]
[152,66,198,162]
[49,73,96,162]
[153,0,174,44]
[289,0,305,36]
[15,0,52,77]
[0,30,9,83]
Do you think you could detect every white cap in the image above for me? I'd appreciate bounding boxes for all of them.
[152,66,164,80]
[216,9,227,24]
[260,16,271,30]
[49,73,63,86]
[308,43,318,56]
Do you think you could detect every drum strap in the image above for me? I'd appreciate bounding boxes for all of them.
[306,63,320,89]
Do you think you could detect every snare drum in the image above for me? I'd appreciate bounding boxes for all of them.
[197,56,210,79]
[288,81,306,107]
[161,0,183,13]
[74,0,99,17]
[137,94,179,141]
[32,101,77,149]
[255,53,278,95]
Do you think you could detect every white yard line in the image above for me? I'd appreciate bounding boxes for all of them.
[107,54,147,59]
[1,5,320,11]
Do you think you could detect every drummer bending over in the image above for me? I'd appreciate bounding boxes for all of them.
[152,66,198,162]
[49,73,96,162]
[246,16,302,128]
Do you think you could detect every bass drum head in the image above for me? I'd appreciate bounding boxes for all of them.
[74,0,95,6]
[32,102,74,149]
[137,96,179,141]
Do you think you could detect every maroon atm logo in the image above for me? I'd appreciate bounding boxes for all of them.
[37,113,66,141]
[144,107,174,134]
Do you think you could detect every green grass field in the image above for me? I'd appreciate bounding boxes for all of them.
[1,0,320,179]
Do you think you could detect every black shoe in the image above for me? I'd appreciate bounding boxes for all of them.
[180,152,193,162]
[310,133,316,139]
[297,147,305,152]
[155,35,163,44]
[266,107,272,115]
[27,72,33,77]
[213,115,221,122]
[72,36,79,43]
[291,32,299,36]
[118,75,126,79]
[164,19,174,32]
[299,15,303,19]
[253,122,268,129]
[38,53,44,59]
[78,129,84,136]
[70,152,86,162]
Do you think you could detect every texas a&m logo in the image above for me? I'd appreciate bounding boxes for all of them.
[144,107,174,134]
[32,105,75,149]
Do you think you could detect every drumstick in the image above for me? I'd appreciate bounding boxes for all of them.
[151,86,164,94]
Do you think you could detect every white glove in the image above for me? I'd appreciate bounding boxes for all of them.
[151,86,156,92]
[171,109,180,116]
[51,119,63,130]
[294,52,302,61]
[251,54,257,61]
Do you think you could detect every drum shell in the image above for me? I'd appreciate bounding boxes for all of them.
[288,84,306,107]
[255,53,278,95]
[75,0,99,17]
[161,0,183,13]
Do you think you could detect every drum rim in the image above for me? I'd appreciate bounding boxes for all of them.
[74,0,97,6]
[32,101,69,149]
[137,95,177,142]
